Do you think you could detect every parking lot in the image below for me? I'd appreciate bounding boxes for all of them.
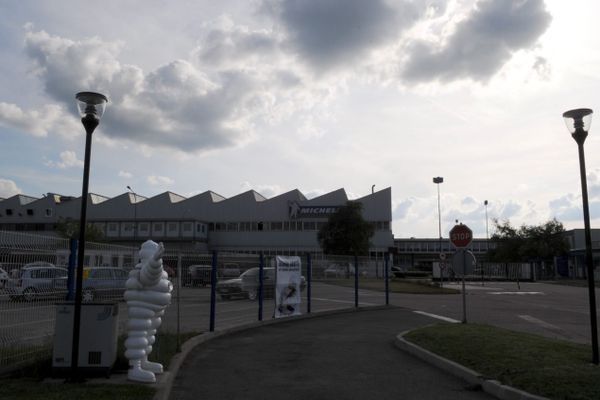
[1,279,598,372]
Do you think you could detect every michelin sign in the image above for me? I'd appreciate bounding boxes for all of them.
[274,256,302,318]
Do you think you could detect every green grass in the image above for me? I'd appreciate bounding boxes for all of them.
[0,331,200,400]
[320,278,459,294]
[0,379,156,400]
[405,323,600,400]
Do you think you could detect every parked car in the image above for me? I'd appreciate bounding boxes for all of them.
[0,266,8,289]
[323,263,355,278]
[217,267,306,301]
[81,267,129,302]
[187,265,212,286]
[6,262,68,302]
[390,266,406,278]
[187,263,242,287]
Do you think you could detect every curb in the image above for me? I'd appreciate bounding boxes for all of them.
[394,331,549,400]
[153,305,394,400]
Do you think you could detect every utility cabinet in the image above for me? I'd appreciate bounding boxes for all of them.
[52,302,119,375]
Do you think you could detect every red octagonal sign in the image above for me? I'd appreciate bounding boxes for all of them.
[449,224,473,248]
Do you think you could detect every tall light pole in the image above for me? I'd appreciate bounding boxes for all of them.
[563,107,598,365]
[70,91,108,381]
[127,185,137,241]
[484,200,489,241]
[433,177,444,251]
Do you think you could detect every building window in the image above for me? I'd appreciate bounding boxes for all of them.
[108,223,118,232]
[303,221,316,230]
[168,222,178,232]
[26,209,34,216]
[182,222,192,232]
[45,208,53,217]
[5,209,12,216]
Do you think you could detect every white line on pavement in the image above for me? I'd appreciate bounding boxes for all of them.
[489,292,543,295]
[518,315,562,331]
[311,297,377,306]
[413,310,460,323]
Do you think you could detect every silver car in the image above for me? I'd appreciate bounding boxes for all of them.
[6,262,68,302]
[81,267,129,302]
[217,267,306,301]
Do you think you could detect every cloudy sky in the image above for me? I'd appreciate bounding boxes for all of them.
[1,0,600,239]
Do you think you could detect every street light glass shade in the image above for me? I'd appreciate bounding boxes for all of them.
[563,108,593,134]
[433,177,444,184]
[76,92,108,119]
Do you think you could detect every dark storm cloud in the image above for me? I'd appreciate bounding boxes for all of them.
[273,0,421,71]
[402,0,552,83]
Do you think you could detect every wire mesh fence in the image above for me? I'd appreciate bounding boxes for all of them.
[0,232,393,374]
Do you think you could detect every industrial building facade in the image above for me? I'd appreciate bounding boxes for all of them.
[0,187,394,257]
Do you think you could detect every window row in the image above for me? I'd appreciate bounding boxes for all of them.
[1,208,53,217]
[208,220,391,232]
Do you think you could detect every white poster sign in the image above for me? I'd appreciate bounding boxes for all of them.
[274,256,302,318]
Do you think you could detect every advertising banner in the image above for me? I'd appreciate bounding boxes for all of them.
[274,256,302,318]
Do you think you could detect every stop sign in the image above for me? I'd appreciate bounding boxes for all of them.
[449,224,473,248]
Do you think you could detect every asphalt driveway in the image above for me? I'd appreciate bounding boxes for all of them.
[168,307,494,400]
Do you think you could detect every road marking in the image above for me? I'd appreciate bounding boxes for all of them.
[489,292,543,295]
[311,297,377,306]
[518,315,562,331]
[413,311,460,323]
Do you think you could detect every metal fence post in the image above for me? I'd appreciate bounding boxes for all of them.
[384,252,389,306]
[209,251,217,332]
[176,254,182,352]
[66,238,78,301]
[306,253,312,314]
[354,255,359,308]
[258,252,264,321]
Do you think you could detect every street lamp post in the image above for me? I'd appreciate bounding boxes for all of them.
[433,176,444,244]
[433,177,444,284]
[127,185,137,241]
[563,107,598,365]
[70,92,108,381]
[484,200,489,241]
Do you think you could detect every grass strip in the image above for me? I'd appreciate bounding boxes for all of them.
[404,323,600,400]
[0,331,200,400]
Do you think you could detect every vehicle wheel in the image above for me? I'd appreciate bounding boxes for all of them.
[22,287,37,302]
[247,289,258,301]
[82,288,95,303]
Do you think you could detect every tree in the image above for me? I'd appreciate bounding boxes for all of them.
[489,218,569,263]
[55,218,105,242]
[317,201,374,256]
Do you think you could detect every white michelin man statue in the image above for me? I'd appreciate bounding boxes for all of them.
[124,240,173,383]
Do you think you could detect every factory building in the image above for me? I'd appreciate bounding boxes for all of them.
[0,187,394,257]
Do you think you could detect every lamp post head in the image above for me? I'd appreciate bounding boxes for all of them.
[433,177,443,184]
[563,108,593,145]
[76,92,108,134]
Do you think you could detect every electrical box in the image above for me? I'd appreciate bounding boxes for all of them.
[52,302,119,375]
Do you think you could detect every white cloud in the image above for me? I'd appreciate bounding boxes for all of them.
[0,179,21,198]
[118,170,133,179]
[0,102,79,138]
[147,175,174,186]
[401,0,552,83]
[45,150,84,169]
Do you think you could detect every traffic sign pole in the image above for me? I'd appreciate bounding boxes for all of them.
[450,224,473,324]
